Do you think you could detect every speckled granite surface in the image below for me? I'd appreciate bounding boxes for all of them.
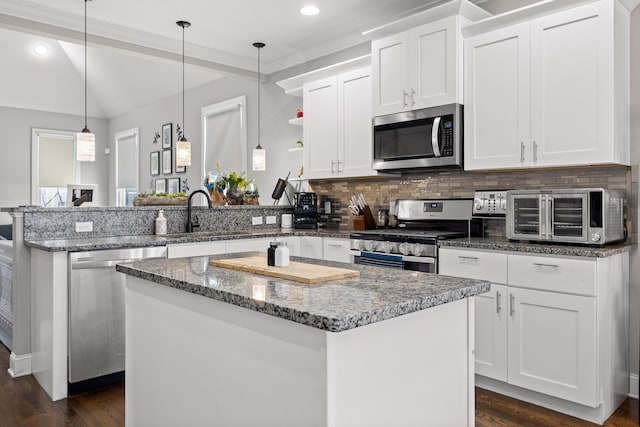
[15,205,294,240]
[116,252,490,332]
[439,237,632,258]
[26,229,352,252]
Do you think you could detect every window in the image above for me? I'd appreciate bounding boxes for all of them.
[31,129,78,207]
[201,96,247,179]
[114,128,139,206]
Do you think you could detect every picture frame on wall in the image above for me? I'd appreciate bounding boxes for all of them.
[162,149,172,175]
[155,178,166,193]
[150,151,160,176]
[162,123,172,149]
[168,177,180,194]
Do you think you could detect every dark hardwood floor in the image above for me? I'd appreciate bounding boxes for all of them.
[0,342,637,426]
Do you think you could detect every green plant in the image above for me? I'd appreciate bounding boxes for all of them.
[214,163,249,190]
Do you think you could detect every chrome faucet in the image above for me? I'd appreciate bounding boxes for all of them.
[186,190,212,232]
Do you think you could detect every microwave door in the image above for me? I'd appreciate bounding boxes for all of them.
[549,193,588,242]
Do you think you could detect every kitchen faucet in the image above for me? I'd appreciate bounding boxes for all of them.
[186,190,212,232]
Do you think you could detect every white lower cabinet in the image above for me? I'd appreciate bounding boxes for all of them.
[439,247,628,422]
[322,238,351,263]
[167,242,225,259]
[507,286,596,406]
[473,283,508,382]
[299,236,323,259]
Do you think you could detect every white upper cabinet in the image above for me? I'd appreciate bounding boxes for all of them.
[372,16,461,117]
[464,0,631,171]
[530,2,615,167]
[464,23,531,170]
[303,76,338,178]
[303,66,378,179]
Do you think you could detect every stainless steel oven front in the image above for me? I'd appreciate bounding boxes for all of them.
[349,240,437,273]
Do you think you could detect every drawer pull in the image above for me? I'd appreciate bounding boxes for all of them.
[496,291,501,314]
[533,262,560,268]
[327,244,343,248]
[509,294,515,317]
[458,256,479,261]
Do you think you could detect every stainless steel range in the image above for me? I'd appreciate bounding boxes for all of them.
[350,199,477,273]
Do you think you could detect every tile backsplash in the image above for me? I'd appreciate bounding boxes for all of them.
[309,165,635,241]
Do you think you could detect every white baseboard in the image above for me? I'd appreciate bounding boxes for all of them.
[629,373,639,399]
[8,352,31,377]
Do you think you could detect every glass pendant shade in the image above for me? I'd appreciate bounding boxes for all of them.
[252,147,266,171]
[76,129,95,162]
[176,136,191,167]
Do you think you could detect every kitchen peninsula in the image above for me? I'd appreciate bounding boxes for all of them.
[117,252,489,426]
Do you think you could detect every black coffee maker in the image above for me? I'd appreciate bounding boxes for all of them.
[293,192,318,229]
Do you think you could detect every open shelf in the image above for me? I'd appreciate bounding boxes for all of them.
[288,117,303,126]
[288,147,303,153]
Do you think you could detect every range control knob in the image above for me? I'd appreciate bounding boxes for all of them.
[591,233,601,242]
[475,203,483,211]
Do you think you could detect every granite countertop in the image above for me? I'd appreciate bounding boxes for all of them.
[25,229,352,252]
[116,252,490,332]
[439,237,632,258]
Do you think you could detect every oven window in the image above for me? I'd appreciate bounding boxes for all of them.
[552,197,584,237]
[374,118,437,160]
[513,198,540,236]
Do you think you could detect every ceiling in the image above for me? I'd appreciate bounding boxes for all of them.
[0,0,486,119]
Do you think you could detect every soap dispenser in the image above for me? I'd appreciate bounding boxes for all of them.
[155,210,167,235]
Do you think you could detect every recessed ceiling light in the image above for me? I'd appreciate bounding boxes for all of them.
[300,5,320,15]
[32,43,50,56]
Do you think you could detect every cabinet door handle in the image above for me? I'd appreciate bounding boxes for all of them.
[403,90,409,108]
[533,140,538,163]
[510,293,515,317]
[330,160,335,174]
[533,262,560,268]
[411,88,416,106]
[520,141,525,163]
[337,160,343,173]
[496,290,501,314]
[458,255,479,261]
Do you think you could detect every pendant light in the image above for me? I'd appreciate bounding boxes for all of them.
[176,20,192,167]
[76,0,95,162]
[252,42,266,171]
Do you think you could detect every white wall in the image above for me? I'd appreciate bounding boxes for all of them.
[0,106,108,223]
[107,73,301,206]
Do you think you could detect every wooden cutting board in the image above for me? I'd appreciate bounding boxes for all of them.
[209,256,360,284]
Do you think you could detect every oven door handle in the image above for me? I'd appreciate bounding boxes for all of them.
[431,116,442,158]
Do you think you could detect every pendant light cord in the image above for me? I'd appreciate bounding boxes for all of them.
[181,24,185,138]
[84,0,88,130]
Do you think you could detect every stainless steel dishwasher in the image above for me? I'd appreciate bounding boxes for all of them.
[68,246,167,391]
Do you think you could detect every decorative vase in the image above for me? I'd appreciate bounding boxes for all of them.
[226,186,244,205]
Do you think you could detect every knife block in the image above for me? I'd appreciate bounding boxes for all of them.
[352,216,365,230]
[362,206,377,230]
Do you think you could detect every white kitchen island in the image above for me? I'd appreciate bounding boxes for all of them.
[118,253,489,427]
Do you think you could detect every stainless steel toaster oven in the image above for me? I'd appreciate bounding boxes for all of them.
[506,188,624,245]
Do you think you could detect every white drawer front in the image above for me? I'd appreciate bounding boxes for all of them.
[507,254,596,296]
[439,248,507,284]
[167,242,225,259]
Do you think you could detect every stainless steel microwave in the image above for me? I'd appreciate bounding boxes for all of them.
[506,188,624,245]
[372,103,463,172]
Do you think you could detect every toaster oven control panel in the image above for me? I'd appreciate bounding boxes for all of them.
[473,190,508,217]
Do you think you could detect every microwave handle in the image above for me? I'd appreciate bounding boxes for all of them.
[431,116,442,158]
[548,197,554,239]
[540,195,547,239]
